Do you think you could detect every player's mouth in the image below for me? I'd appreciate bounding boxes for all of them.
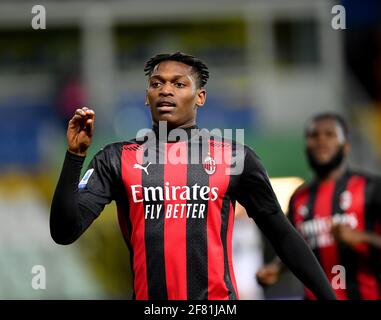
[312,148,333,162]
[157,100,176,112]
[314,147,331,156]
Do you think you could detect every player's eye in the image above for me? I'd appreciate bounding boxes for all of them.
[324,130,336,138]
[150,82,161,88]
[174,82,186,88]
[307,132,317,138]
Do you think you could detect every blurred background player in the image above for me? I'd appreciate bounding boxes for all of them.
[257,113,381,300]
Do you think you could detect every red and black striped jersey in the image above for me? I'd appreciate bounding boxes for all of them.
[289,170,381,300]
[77,128,282,300]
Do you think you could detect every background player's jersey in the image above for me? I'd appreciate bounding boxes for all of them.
[77,128,282,300]
[289,171,381,300]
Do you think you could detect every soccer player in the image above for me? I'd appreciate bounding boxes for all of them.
[256,113,381,300]
[50,52,335,300]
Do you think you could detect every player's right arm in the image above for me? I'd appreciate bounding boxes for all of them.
[50,107,101,245]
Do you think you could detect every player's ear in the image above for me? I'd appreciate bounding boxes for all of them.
[195,88,206,108]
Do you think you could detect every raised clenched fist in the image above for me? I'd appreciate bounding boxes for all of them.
[67,107,95,156]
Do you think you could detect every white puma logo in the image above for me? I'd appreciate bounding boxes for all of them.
[133,162,151,175]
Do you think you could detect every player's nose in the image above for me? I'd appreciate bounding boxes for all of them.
[312,133,328,144]
[159,83,174,96]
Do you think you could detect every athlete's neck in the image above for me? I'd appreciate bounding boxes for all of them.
[316,163,348,182]
[152,123,199,142]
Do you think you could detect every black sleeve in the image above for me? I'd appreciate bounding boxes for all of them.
[287,194,295,225]
[235,146,282,219]
[77,145,119,214]
[255,212,336,299]
[236,147,336,300]
[50,147,117,245]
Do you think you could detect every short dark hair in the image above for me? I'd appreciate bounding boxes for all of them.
[144,52,209,88]
[305,112,349,140]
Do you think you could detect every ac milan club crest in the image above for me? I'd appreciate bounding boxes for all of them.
[203,155,216,175]
[339,191,352,211]
[298,205,308,218]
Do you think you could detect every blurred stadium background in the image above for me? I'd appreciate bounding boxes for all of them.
[0,0,380,299]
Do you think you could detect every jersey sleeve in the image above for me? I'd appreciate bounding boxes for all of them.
[287,194,295,225]
[235,146,283,219]
[77,144,121,216]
